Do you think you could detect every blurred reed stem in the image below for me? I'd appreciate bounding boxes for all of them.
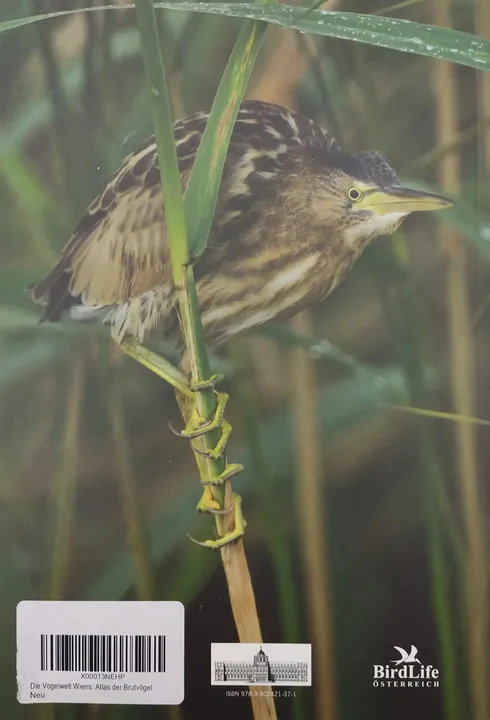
[156,9,184,118]
[134,2,276,718]
[403,123,480,176]
[165,707,182,720]
[39,355,82,720]
[372,0,423,14]
[230,342,306,720]
[291,311,337,720]
[32,0,80,215]
[0,153,57,266]
[354,35,461,717]
[251,29,336,716]
[248,0,341,109]
[100,9,119,130]
[83,2,101,145]
[263,324,365,373]
[476,0,490,168]
[21,374,57,469]
[162,543,218,602]
[379,236,461,720]
[46,351,84,600]
[432,4,487,720]
[108,359,154,601]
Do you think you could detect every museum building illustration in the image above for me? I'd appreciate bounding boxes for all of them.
[214,646,309,684]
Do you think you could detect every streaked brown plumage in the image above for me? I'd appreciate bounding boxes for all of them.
[30,101,451,347]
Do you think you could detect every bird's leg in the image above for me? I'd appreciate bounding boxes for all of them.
[116,334,237,462]
[117,335,192,396]
[116,332,245,548]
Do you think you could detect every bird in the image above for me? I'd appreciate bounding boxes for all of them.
[29,100,453,549]
[30,100,452,350]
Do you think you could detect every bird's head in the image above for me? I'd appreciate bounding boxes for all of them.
[308,149,453,248]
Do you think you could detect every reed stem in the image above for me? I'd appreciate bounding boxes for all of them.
[291,311,337,720]
[39,355,83,720]
[432,3,487,719]
[108,359,154,601]
[46,352,84,600]
[32,0,81,215]
[133,2,276,717]
[231,341,306,720]
[381,236,462,720]
[476,0,490,168]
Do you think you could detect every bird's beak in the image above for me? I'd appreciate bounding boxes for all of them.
[360,187,453,216]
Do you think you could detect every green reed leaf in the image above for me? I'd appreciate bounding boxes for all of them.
[183,18,267,256]
[1,5,489,70]
[134,0,188,280]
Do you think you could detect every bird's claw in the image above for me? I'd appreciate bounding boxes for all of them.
[190,491,246,549]
[169,396,234,461]
[201,462,244,486]
[180,392,229,440]
[189,373,224,392]
[192,419,232,460]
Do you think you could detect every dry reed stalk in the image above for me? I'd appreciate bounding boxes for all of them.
[432,3,487,720]
[176,391,277,720]
[47,352,84,600]
[40,358,83,720]
[133,1,275,715]
[165,706,182,720]
[108,352,154,601]
[476,0,490,167]
[250,9,341,717]
[291,312,337,720]
[249,0,341,107]
[475,1,490,711]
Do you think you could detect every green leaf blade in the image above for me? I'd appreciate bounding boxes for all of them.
[184,19,267,256]
[134,0,189,279]
[1,5,489,71]
[158,4,490,71]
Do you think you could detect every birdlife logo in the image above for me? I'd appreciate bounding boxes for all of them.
[373,645,440,688]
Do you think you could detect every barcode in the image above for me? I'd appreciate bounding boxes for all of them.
[40,634,166,673]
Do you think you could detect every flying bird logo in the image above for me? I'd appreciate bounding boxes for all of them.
[392,645,422,665]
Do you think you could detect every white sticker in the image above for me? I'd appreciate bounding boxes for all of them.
[17,601,184,705]
[211,643,311,686]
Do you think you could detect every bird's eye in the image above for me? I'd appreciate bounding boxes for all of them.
[347,186,362,202]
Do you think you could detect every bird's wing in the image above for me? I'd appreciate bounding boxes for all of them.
[67,143,170,305]
[30,101,338,320]
[30,116,207,319]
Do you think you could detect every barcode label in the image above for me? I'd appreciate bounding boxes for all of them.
[40,634,166,673]
[17,601,184,705]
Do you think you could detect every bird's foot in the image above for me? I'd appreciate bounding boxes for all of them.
[192,419,232,460]
[189,373,224,392]
[180,393,243,464]
[116,336,245,547]
[172,384,245,547]
[202,460,244,484]
[190,490,246,549]
[180,391,229,440]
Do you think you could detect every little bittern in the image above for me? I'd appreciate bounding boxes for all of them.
[31,100,451,345]
[30,100,452,547]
